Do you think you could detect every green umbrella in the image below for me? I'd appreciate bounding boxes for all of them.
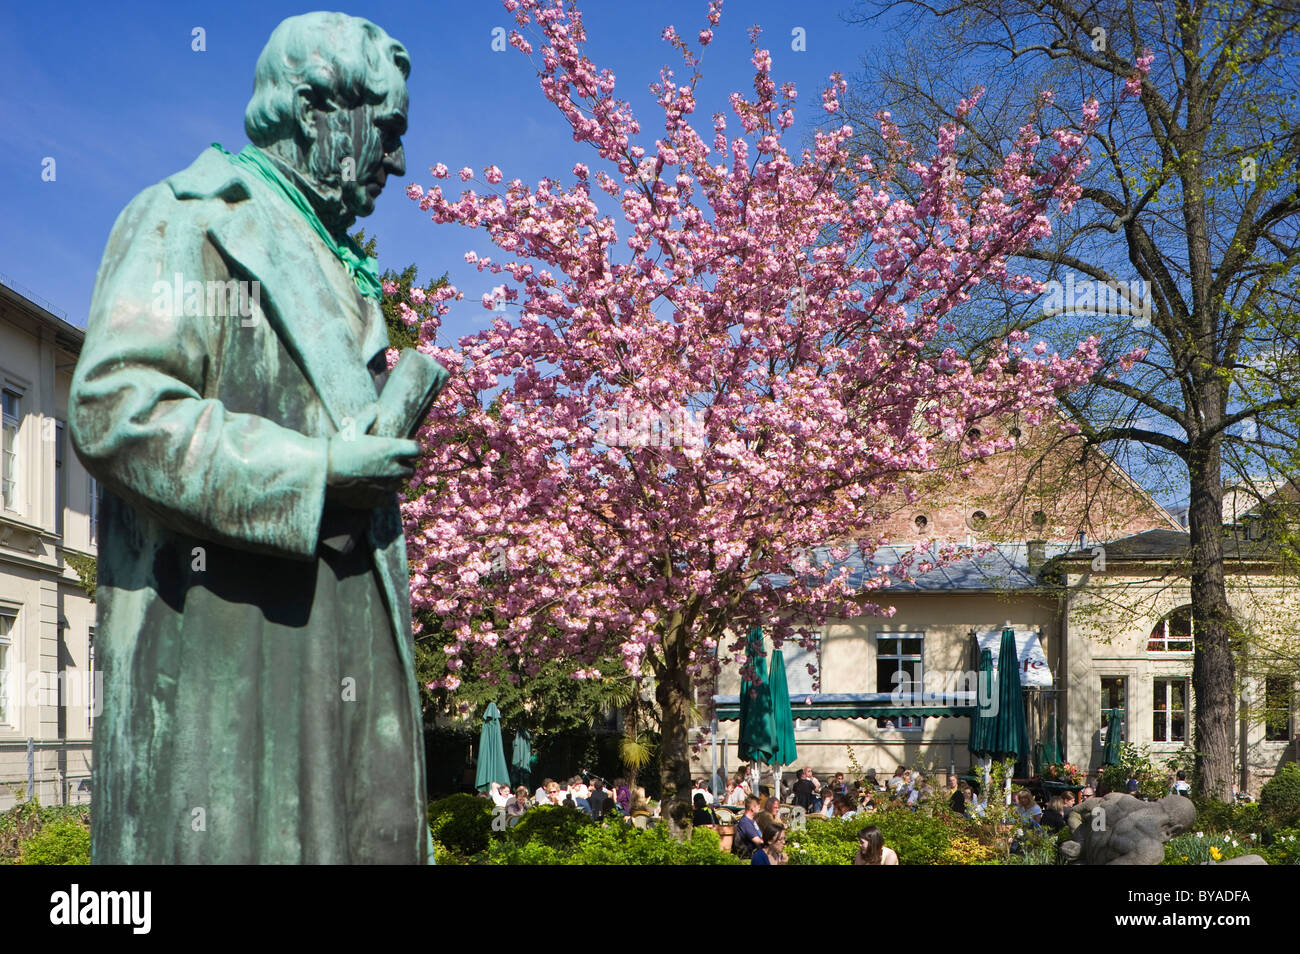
[738,627,776,765]
[968,648,997,759]
[474,702,511,792]
[989,629,1030,766]
[511,729,533,790]
[1102,707,1123,766]
[768,648,798,768]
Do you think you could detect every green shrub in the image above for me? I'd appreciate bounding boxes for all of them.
[1260,764,1300,829]
[488,818,743,865]
[505,804,592,849]
[1193,797,1262,835]
[1,801,91,865]
[1262,828,1300,865]
[427,793,493,858]
[1099,743,1167,800]
[18,819,90,865]
[787,817,858,866]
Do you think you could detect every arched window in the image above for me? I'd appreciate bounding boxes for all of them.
[1148,606,1193,652]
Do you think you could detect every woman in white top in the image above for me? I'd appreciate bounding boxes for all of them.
[490,781,511,808]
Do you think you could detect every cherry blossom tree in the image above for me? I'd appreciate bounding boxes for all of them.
[396,0,1106,815]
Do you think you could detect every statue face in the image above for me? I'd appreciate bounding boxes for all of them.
[299,79,408,222]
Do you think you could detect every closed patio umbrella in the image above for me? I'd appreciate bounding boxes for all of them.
[738,627,776,790]
[511,728,533,790]
[968,648,996,758]
[983,629,1030,804]
[768,648,798,800]
[475,702,511,793]
[1102,707,1123,766]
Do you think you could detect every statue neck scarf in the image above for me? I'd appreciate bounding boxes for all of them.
[211,143,383,302]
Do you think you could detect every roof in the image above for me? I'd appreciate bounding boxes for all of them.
[1053,527,1279,563]
[768,541,1072,593]
[0,278,85,351]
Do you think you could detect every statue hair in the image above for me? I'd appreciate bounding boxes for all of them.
[245,12,410,147]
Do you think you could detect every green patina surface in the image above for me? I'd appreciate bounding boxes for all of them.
[69,12,443,863]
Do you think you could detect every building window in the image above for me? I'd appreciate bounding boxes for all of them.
[1265,677,1293,742]
[88,476,100,545]
[877,632,924,730]
[1153,678,1188,743]
[87,626,96,731]
[1100,676,1126,743]
[0,608,15,727]
[55,421,66,537]
[783,632,821,698]
[1148,606,1194,652]
[2,389,19,512]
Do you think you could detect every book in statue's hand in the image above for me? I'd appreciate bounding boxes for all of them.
[369,348,449,439]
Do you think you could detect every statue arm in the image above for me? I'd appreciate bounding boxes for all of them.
[70,187,328,559]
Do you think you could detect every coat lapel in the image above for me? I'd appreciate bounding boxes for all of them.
[207,192,379,432]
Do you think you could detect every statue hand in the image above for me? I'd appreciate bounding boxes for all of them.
[326,433,420,509]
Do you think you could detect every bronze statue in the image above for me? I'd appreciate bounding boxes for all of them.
[70,12,444,863]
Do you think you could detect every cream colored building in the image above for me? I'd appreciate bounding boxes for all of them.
[1058,529,1299,794]
[0,280,97,809]
[702,482,1299,796]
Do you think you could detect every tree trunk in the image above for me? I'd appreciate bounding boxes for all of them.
[1187,440,1237,802]
[654,625,695,835]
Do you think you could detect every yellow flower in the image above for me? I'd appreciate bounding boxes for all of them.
[1181,855,1188,861]
[1209,846,1223,861]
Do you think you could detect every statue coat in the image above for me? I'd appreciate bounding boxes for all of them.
[70,147,431,863]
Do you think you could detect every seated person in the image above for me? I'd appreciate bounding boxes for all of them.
[692,792,719,827]
[1013,790,1043,830]
[1040,795,1067,832]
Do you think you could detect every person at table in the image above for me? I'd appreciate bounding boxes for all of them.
[692,792,719,827]
[816,787,836,816]
[853,826,898,865]
[791,766,819,813]
[586,778,609,818]
[907,773,932,809]
[505,786,530,817]
[949,781,966,815]
[732,796,764,859]
[1014,790,1043,830]
[1041,795,1067,832]
[751,818,787,866]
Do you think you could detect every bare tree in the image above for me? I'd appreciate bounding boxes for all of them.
[843,0,1300,800]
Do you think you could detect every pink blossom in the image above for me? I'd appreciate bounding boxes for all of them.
[402,0,1102,782]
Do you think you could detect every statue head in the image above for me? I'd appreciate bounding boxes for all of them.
[245,12,409,229]
[1158,794,1197,837]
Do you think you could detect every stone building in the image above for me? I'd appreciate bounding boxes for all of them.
[0,280,97,808]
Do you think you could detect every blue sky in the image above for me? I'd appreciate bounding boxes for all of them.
[0,0,891,343]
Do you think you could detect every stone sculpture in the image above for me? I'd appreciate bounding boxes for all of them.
[1059,793,1197,865]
